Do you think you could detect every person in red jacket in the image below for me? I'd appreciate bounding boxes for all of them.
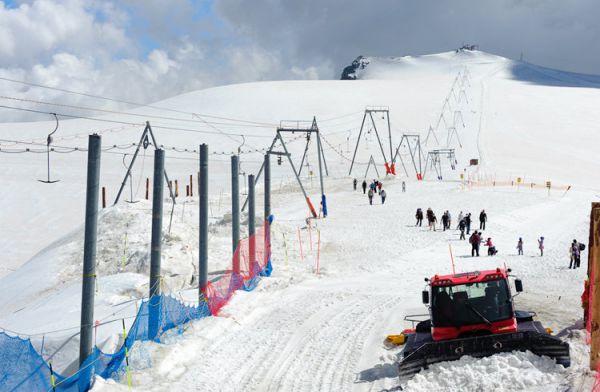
[469,231,481,257]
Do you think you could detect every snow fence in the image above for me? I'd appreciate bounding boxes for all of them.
[0,220,272,392]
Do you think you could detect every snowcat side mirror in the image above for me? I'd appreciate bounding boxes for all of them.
[515,279,523,292]
[422,290,429,304]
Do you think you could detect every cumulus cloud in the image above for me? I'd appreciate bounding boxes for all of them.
[1,0,598,121]
[0,0,328,121]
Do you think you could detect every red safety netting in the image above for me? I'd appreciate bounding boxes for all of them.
[203,221,272,315]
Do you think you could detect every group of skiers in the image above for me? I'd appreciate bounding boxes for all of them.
[353,178,386,205]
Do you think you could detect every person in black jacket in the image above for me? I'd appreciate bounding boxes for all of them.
[353,178,358,191]
[479,210,487,230]
[465,213,472,234]
[415,208,423,226]
[361,180,367,194]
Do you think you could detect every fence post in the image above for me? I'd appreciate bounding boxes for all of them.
[589,202,600,369]
[232,155,240,274]
[79,134,101,370]
[264,154,271,264]
[248,174,256,266]
[149,149,164,340]
[190,174,194,197]
[145,178,149,200]
[175,180,179,197]
[199,144,209,299]
[102,187,106,209]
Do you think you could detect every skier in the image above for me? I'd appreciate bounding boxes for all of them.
[479,209,487,230]
[380,189,387,204]
[441,212,449,231]
[362,180,367,194]
[465,213,472,234]
[469,231,481,257]
[538,237,544,257]
[486,237,497,256]
[402,181,406,193]
[570,240,580,269]
[415,208,423,226]
[446,210,452,230]
[458,219,466,240]
[367,188,374,205]
[517,238,523,255]
[353,178,357,191]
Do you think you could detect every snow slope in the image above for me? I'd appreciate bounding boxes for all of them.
[1,49,599,391]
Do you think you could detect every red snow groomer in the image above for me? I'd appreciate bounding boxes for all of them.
[395,268,570,378]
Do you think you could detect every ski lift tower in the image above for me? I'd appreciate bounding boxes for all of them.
[242,117,328,218]
[423,148,457,180]
[392,134,423,179]
[349,106,395,176]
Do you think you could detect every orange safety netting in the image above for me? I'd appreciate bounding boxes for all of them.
[203,221,272,315]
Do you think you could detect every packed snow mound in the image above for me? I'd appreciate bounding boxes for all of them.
[404,351,567,392]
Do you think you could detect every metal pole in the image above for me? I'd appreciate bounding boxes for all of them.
[387,111,393,164]
[264,154,271,265]
[231,155,240,274]
[199,144,209,298]
[242,136,277,212]
[264,154,271,222]
[316,129,327,217]
[114,124,149,205]
[149,148,164,340]
[349,111,367,175]
[278,133,316,217]
[79,134,101,367]
[368,111,388,164]
[248,174,256,266]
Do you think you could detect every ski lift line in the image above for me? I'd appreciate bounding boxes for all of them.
[0,76,278,127]
[0,105,273,139]
[0,95,276,130]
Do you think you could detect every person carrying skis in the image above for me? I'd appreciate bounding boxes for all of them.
[458,219,466,240]
[353,178,357,191]
[469,231,481,257]
[380,189,387,204]
[517,238,523,255]
[367,188,374,205]
[362,180,367,194]
[479,209,487,230]
[465,213,472,234]
[416,208,423,226]
[538,237,544,256]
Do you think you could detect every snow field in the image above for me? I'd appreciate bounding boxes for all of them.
[87,175,594,391]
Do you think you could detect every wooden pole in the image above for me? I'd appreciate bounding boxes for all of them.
[102,187,106,209]
[186,185,190,197]
[175,180,179,197]
[189,174,193,197]
[145,178,149,200]
[589,202,600,370]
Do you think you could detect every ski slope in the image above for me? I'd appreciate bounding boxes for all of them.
[1,50,599,391]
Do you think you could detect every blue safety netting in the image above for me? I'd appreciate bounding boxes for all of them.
[0,223,272,392]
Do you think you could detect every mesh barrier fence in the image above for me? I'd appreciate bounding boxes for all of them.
[0,221,272,391]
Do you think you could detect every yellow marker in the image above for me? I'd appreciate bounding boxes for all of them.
[385,334,407,346]
[122,320,132,389]
[49,362,56,391]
